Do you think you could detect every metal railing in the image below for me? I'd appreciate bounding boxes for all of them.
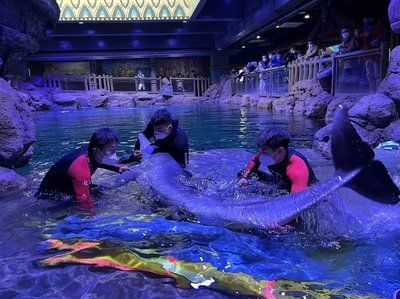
[111,77,161,93]
[43,74,210,97]
[235,44,389,97]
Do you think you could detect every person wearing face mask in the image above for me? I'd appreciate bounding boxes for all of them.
[339,27,357,55]
[238,127,317,194]
[283,47,300,65]
[36,128,131,209]
[258,55,269,94]
[127,108,189,168]
[299,40,319,62]
[338,26,359,92]
[357,17,387,92]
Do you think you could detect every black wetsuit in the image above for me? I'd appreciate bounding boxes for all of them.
[36,146,119,208]
[124,119,189,167]
[242,149,317,193]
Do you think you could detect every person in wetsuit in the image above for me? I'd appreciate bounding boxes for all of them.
[238,127,317,192]
[36,128,130,209]
[121,109,189,168]
[238,127,318,230]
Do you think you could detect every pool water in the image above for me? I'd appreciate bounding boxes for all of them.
[1,104,399,298]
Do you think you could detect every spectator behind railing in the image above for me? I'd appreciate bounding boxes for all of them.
[299,40,319,62]
[258,55,270,95]
[337,26,360,92]
[268,52,283,68]
[355,17,387,92]
[283,47,301,66]
[339,27,358,54]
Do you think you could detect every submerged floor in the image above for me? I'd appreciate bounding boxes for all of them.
[1,104,399,298]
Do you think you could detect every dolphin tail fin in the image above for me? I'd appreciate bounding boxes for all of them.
[331,105,400,204]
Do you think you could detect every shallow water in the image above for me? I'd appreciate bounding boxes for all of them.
[2,104,399,298]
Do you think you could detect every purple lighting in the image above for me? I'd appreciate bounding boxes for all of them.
[167,38,177,47]
[59,41,72,49]
[132,40,140,48]
[97,40,105,48]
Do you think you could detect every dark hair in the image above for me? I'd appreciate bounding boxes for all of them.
[255,127,290,150]
[151,109,173,126]
[88,128,120,155]
[341,26,351,32]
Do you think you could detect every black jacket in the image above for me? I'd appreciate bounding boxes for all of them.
[134,119,189,167]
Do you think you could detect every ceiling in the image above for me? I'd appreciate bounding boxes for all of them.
[57,0,202,21]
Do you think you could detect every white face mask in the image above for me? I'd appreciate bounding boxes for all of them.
[102,153,118,165]
[154,132,169,140]
[259,151,278,166]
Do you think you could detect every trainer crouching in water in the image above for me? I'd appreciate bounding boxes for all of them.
[238,127,318,231]
[121,108,189,168]
[36,128,131,209]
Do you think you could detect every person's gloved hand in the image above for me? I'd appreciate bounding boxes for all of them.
[267,220,294,233]
[118,165,133,173]
[238,178,249,187]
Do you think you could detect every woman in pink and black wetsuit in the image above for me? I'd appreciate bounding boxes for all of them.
[36,128,129,209]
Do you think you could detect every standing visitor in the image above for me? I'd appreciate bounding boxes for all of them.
[357,17,387,92]
[137,69,145,91]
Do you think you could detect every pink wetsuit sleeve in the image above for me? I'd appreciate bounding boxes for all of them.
[67,155,94,209]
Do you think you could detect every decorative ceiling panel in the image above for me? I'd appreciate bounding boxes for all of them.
[57,0,201,21]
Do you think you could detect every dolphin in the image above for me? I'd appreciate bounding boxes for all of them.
[124,106,399,230]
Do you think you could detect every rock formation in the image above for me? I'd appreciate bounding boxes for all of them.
[314,46,400,156]
[0,0,60,79]
[0,166,26,198]
[0,78,36,168]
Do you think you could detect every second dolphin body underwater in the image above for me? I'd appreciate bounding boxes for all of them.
[120,106,399,230]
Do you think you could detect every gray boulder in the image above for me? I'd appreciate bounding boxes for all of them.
[348,94,398,129]
[325,95,360,124]
[378,72,400,110]
[203,83,222,100]
[0,167,26,198]
[77,90,109,108]
[313,124,333,157]
[107,93,136,107]
[304,91,332,118]
[382,120,400,143]
[0,78,36,168]
[53,92,80,107]
[273,95,296,114]
[257,97,274,110]
[386,45,400,74]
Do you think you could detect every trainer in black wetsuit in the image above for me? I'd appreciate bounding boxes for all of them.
[122,109,189,168]
[36,128,127,209]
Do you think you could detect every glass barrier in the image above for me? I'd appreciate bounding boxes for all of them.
[271,68,289,96]
[236,68,288,96]
[335,52,381,95]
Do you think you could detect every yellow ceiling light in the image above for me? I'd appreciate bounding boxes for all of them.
[57,0,201,21]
